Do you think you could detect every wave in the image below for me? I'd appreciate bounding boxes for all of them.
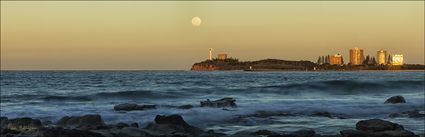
[38,90,188,102]
[256,80,424,93]
[42,95,92,101]
[92,90,184,99]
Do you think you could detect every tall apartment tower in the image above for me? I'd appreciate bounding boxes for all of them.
[349,47,364,65]
[376,50,387,65]
[208,48,213,60]
[330,54,343,65]
[392,54,404,65]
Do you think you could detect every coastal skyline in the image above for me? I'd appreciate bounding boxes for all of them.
[1,1,424,70]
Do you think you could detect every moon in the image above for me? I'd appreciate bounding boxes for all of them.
[191,17,202,26]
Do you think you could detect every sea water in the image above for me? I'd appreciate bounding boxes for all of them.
[1,71,424,135]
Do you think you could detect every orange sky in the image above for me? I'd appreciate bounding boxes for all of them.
[1,1,424,70]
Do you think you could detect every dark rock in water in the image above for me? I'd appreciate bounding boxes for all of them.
[113,103,156,111]
[0,117,8,129]
[384,95,406,104]
[118,127,152,137]
[38,127,105,137]
[6,117,43,131]
[200,97,237,108]
[388,113,401,118]
[340,129,367,137]
[356,119,404,132]
[145,114,203,136]
[56,114,105,130]
[268,129,316,137]
[154,114,192,128]
[230,131,262,137]
[1,128,21,136]
[178,104,194,109]
[403,110,425,118]
[115,122,129,129]
[130,123,139,128]
[291,129,316,137]
[90,128,121,137]
[253,129,276,136]
[340,119,418,137]
[340,129,418,137]
[201,130,227,137]
[312,111,332,118]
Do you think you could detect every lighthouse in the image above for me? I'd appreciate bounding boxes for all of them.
[209,48,213,60]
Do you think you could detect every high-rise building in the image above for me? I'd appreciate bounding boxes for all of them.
[391,54,404,65]
[349,47,364,65]
[377,50,387,65]
[330,54,343,65]
[217,53,228,60]
[208,48,213,60]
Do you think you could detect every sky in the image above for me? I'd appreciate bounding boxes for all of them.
[1,1,424,70]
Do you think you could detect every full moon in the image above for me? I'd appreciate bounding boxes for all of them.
[191,17,202,26]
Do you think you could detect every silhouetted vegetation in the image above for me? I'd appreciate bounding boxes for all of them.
[191,58,425,71]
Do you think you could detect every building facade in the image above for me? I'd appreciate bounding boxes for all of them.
[391,54,404,65]
[330,54,343,65]
[217,53,228,60]
[208,48,213,60]
[377,50,387,65]
[349,47,364,65]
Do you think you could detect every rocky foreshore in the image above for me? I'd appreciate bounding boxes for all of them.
[1,114,421,137]
[1,96,423,137]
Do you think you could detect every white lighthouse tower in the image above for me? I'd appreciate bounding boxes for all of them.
[209,48,213,60]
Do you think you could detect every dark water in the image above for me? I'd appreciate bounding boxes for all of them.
[1,71,424,135]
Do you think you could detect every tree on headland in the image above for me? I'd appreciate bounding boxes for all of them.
[363,55,370,65]
[387,54,392,64]
[371,57,377,65]
[326,55,331,64]
[317,56,322,64]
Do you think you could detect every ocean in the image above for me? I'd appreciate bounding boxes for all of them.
[0,71,424,135]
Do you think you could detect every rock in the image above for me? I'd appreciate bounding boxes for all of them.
[388,113,401,118]
[130,123,139,128]
[340,129,418,137]
[356,119,404,132]
[178,104,194,109]
[230,131,262,137]
[384,95,406,104]
[253,129,276,136]
[56,114,105,130]
[113,103,156,111]
[200,130,227,137]
[340,119,419,137]
[145,114,203,136]
[268,129,316,137]
[115,122,129,129]
[200,97,237,108]
[291,129,316,137]
[38,127,105,137]
[6,117,43,131]
[340,129,367,137]
[1,128,21,136]
[90,128,121,137]
[154,114,192,128]
[118,127,152,137]
[312,111,332,118]
[0,117,8,129]
[404,110,425,118]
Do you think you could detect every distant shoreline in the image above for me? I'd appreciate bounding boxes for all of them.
[191,58,425,71]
